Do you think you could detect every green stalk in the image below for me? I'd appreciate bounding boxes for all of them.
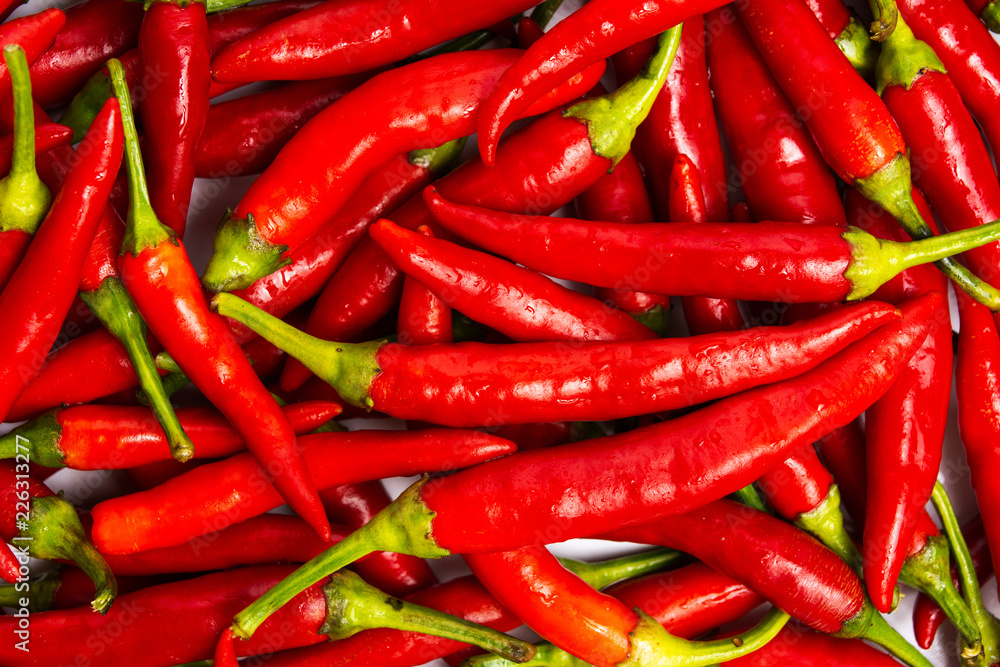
[0,412,64,466]
[983,0,1000,33]
[732,484,769,513]
[321,569,535,662]
[868,0,899,41]
[794,485,863,569]
[529,0,565,29]
[0,570,60,612]
[835,16,879,79]
[0,45,50,236]
[559,548,682,590]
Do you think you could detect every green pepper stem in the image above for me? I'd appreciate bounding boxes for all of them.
[732,484,769,513]
[82,278,193,461]
[558,548,682,591]
[983,0,1000,33]
[564,25,683,167]
[231,478,447,641]
[322,569,535,662]
[137,371,190,407]
[931,483,1000,664]
[0,572,59,612]
[851,605,936,667]
[0,45,50,236]
[106,58,173,256]
[867,0,898,41]
[872,8,944,94]
[464,644,587,667]
[154,352,183,374]
[211,293,384,409]
[0,412,63,466]
[529,0,565,28]
[203,0,250,12]
[795,485,863,570]
[409,137,467,173]
[835,16,879,79]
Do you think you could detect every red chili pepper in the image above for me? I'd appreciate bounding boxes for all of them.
[913,517,993,648]
[611,18,729,222]
[0,9,66,98]
[371,219,657,344]
[218,291,898,426]
[476,0,730,165]
[220,293,928,643]
[276,32,679,390]
[465,546,788,667]
[200,49,605,292]
[90,428,516,554]
[194,76,365,178]
[137,0,210,236]
[28,0,143,109]
[817,419,983,649]
[395,226,454,347]
[0,400,340,470]
[705,8,846,227]
[846,186,953,613]
[423,189,1000,305]
[799,0,878,75]
[899,0,1000,161]
[875,12,1000,310]
[606,500,927,664]
[0,92,122,423]
[210,0,538,83]
[738,0,1000,311]
[109,59,329,540]
[225,147,461,345]
[0,462,116,613]
[966,0,1000,30]
[720,621,904,666]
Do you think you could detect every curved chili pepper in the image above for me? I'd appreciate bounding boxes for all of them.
[0,8,66,99]
[476,0,730,165]
[875,13,1000,308]
[0,462,116,613]
[371,219,657,344]
[90,428,515,554]
[0,92,121,423]
[396,226,454,347]
[277,31,679,390]
[817,419,983,650]
[966,0,1000,30]
[913,517,992,648]
[668,155,745,336]
[210,0,538,83]
[28,0,143,109]
[611,18,729,222]
[573,151,669,335]
[217,291,898,425]
[321,481,438,598]
[0,400,339,470]
[721,621,904,666]
[423,189,1000,305]
[221,294,928,642]
[800,0,879,75]
[738,0,1000,311]
[109,59,329,540]
[898,0,1000,161]
[194,76,364,178]
[200,49,605,292]
[705,8,845,227]
[137,0,210,236]
[606,500,931,665]
[465,546,789,667]
[0,47,51,294]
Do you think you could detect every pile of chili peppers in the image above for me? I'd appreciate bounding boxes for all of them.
[1,0,1000,664]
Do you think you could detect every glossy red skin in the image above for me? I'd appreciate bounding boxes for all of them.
[258,575,521,667]
[721,622,902,666]
[0,229,30,294]
[230,49,602,252]
[800,0,851,36]
[912,517,992,648]
[575,152,671,319]
[420,297,925,553]
[397,227,453,347]
[476,0,729,164]
[0,101,122,423]
[883,71,1000,295]
[280,110,613,390]
[956,292,1000,603]
[758,445,835,519]
[90,429,515,554]
[206,0,318,53]
[668,155,746,336]
[0,9,66,99]
[227,154,431,344]
[466,547,637,667]
[0,565,328,665]
[0,0,22,22]
[367,301,897,426]
[138,0,210,237]
[195,76,365,178]
[28,0,143,109]
[738,0,905,182]
[612,18,729,222]
[706,9,846,227]
[899,0,1000,159]
[426,195,857,303]
[42,401,339,469]
[847,187,952,612]
[371,220,657,344]
[607,500,865,634]
[210,0,537,83]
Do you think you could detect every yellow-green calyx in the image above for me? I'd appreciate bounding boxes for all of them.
[795,485,862,570]
[873,12,946,95]
[836,15,880,79]
[201,211,290,292]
